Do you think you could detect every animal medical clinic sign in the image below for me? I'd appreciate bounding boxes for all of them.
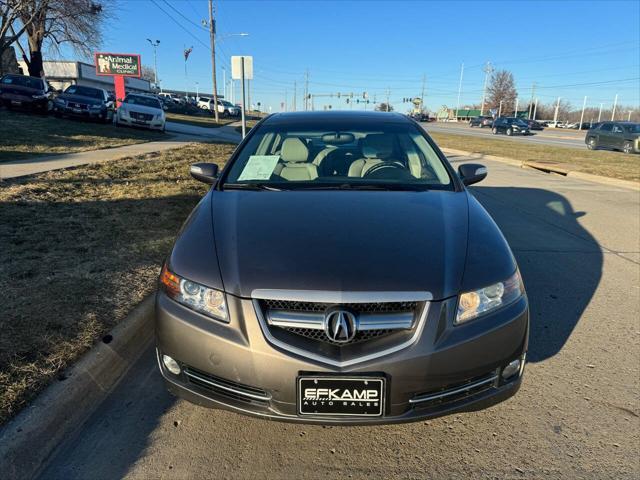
[94,53,141,106]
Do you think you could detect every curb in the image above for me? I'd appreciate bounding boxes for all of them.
[0,295,156,480]
[440,147,640,191]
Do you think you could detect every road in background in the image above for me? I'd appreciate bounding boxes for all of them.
[40,157,639,479]
[424,121,588,149]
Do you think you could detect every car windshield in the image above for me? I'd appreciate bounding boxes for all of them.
[1,75,44,90]
[624,123,640,133]
[124,95,161,108]
[65,86,103,99]
[222,120,453,190]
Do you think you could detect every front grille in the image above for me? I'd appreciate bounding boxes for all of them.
[260,299,420,347]
[130,111,153,121]
[183,365,270,405]
[261,299,418,314]
[284,327,392,345]
[68,102,88,110]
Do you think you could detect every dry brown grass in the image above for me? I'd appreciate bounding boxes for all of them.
[0,142,235,425]
[430,132,640,182]
[0,109,163,162]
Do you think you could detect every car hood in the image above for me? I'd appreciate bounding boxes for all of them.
[210,190,469,300]
[58,94,102,105]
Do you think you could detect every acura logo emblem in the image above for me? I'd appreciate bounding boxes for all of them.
[324,308,357,343]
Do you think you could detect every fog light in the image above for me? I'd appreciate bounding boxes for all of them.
[502,359,521,379]
[162,354,181,375]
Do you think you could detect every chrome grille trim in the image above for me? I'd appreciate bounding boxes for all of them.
[266,310,415,331]
[184,369,271,402]
[409,371,499,405]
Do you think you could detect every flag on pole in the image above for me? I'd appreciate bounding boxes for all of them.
[184,46,193,61]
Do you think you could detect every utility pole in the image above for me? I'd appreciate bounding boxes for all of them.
[420,74,426,113]
[628,111,632,121]
[553,97,561,124]
[578,96,587,131]
[146,39,160,91]
[480,61,492,116]
[533,98,538,120]
[498,100,503,117]
[207,0,219,122]
[598,103,603,122]
[304,69,309,111]
[514,97,519,118]
[528,82,536,119]
[611,94,618,120]
[293,81,297,111]
[455,62,464,121]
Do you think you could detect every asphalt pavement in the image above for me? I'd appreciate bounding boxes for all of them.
[39,157,639,479]
[424,122,588,149]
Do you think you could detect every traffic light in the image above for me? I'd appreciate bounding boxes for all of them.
[346,98,350,104]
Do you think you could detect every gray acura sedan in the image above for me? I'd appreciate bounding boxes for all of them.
[156,111,529,424]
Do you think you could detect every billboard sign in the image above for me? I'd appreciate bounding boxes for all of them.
[94,53,141,78]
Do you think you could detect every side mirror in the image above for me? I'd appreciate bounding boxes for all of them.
[458,163,487,186]
[190,163,218,184]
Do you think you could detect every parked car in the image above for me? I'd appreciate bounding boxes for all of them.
[492,117,531,136]
[155,110,529,425]
[158,92,180,104]
[53,85,114,122]
[198,97,240,117]
[0,73,52,113]
[522,119,544,130]
[585,121,640,154]
[469,116,494,128]
[115,93,166,131]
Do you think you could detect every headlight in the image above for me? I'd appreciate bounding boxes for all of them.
[455,270,524,324]
[159,264,228,322]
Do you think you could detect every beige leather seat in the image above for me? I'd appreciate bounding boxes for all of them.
[277,137,318,181]
[348,134,394,177]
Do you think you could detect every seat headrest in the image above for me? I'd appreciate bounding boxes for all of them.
[281,137,309,163]
[361,134,393,159]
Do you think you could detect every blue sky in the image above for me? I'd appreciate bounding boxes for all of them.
[69,0,640,112]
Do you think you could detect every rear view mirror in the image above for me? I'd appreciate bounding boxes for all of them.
[458,163,487,186]
[190,163,218,184]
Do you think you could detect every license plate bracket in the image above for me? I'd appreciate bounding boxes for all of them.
[297,376,385,417]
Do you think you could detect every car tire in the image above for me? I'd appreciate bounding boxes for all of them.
[506,128,513,136]
[492,127,498,135]
[586,137,597,150]
[469,122,473,127]
[623,141,634,154]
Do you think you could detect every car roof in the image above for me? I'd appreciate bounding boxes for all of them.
[263,110,412,127]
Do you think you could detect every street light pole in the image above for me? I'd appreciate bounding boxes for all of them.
[207,0,219,122]
[480,61,492,116]
[146,39,160,91]
[598,103,603,122]
[579,96,587,131]
[455,62,464,121]
[611,94,618,121]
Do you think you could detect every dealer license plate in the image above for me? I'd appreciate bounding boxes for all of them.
[298,377,384,416]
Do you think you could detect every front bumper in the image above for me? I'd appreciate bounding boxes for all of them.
[1,94,47,110]
[117,113,165,130]
[54,104,104,118]
[155,292,529,425]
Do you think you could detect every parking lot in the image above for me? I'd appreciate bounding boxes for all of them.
[39,155,639,479]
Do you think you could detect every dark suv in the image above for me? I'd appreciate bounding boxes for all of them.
[585,121,640,154]
[492,117,531,136]
[53,85,114,123]
[0,74,52,113]
[155,111,529,425]
[469,116,493,128]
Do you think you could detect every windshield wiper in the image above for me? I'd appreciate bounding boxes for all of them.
[223,183,284,191]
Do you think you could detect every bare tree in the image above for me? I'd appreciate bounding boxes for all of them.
[140,65,155,83]
[375,102,393,112]
[0,0,43,60]
[19,0,106,77]
[487,70,517,113]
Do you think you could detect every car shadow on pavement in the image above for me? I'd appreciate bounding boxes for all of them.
[471,186,603,363]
